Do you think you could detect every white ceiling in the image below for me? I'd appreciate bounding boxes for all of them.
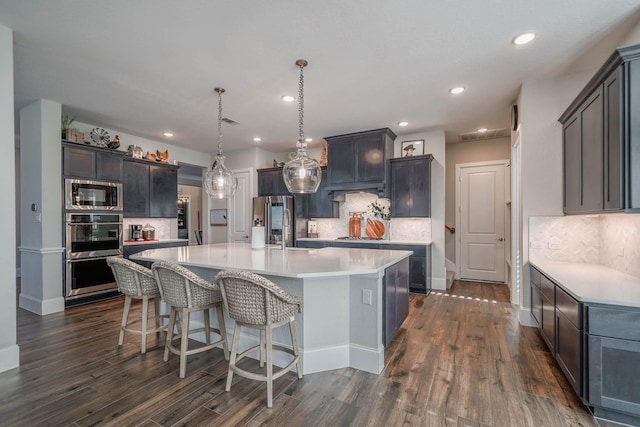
[1,1,639,153]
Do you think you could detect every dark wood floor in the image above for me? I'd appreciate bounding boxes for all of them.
[1,280,623,426]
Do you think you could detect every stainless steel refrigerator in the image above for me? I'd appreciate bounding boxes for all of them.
[252,196,295,247]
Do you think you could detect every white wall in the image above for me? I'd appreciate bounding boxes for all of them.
[0,24,19,373]
[395,130,446,290]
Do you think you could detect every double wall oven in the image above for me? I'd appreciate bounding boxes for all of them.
[64,179,123,301]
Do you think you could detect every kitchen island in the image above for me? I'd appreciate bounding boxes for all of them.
[131,242,412,374]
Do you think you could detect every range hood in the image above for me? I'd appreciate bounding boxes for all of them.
[324,128,397,200]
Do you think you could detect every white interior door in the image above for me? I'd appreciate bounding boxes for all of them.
[228,168,253,242]
[457,162,507,282]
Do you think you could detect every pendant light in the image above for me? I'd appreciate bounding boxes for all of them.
[283,59,322,194]
[204,87,238,199]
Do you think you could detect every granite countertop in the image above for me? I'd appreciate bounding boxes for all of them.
[530,259,640,308]
[124,238,189,246]
[297,238,433,246]
[131,242,412,279]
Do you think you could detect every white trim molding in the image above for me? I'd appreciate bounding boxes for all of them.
[0,344,20,374]
[18,246,64,254]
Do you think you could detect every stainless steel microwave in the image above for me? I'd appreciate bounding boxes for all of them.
[65,179,123,211]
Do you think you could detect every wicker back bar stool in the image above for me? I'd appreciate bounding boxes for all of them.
[216,270,303,408]
[152,260,229,378]
[106,257,168,354]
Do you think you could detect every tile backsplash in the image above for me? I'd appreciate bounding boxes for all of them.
[311,192,431,242]
[529,214,640,278]
[123,218,177,240]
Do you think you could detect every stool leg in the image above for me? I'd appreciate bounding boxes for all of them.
[204,308,211,345]
[119,296,132,347]
[164,307,177,362]
[215,305,229,360]
[226,323,241,392]
[179,308,190,378]
[259,329,265,368]
[153,297,161,331]
[141,296,149,354]
[266,326,273,408]
[289,320,303,379]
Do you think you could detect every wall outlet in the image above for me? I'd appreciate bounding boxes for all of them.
[618,247,625,257]
[548,242,562,250]
[362,289,372,305]
[530,241,544,249]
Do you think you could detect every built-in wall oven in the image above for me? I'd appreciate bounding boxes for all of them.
[65,212,123,299]
[65,178,122,211]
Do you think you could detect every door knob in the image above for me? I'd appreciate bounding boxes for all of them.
[243,235,248,238]
[497,237,504,242]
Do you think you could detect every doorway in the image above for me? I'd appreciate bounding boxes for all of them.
[455,160,510,283]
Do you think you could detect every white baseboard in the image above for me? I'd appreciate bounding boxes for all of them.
[0,344,20,373]
[19,293,65,315]
[519,308,537,327]
[349,343,383,374]
[432,277,447,291]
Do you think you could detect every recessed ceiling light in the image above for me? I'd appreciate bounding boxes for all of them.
[478,127,488,133]
[282,95,295,102]
[449,87,465,94]
[253,137,262,142]
[163,131,174,137]
[305,138,312,142]
[398,121,409,127]
[512,33,535,45]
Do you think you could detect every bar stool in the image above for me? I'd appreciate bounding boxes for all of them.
[106,257,167,354]
[216,270,303,408]
[152,260,229,378]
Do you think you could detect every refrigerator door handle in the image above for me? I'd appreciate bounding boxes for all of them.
[264,201,271,244]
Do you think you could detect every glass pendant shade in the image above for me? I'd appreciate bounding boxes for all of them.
[204,154,237,199]
[283,148,321,193]
[283,59,322,194]
[204,87,237,199]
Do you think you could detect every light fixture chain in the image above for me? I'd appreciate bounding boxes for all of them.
[298,63,304,147]
[217,89,223,156]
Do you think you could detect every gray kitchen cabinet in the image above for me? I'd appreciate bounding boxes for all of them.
[305,167,339,218]
[530,266,542,326]
[559,44,640,213]
[587,304,640,424]
[539,273,556,354]
[325,128,396,198]
[257,167,290,196]
[383,257,409,347]
[123,158,178,218]
[390,154,433,217]
[62,142,123,182]
[555,286,582,396]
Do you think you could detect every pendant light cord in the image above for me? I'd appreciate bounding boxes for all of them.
[217,88,223,156]
[298,63,304,148]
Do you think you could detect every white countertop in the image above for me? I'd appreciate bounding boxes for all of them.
[297,238,432,246]
[530,260,640,308]
[124,238,189,246]
[131,242,412,279]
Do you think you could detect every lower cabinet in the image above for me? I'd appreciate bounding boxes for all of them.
[383,257,409,347]
[530,265,640,424]
[586,305,640,424]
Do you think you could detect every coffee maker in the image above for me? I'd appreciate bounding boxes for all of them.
[129,224,143,241]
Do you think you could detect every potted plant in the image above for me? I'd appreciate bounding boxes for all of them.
[61,115,75,140]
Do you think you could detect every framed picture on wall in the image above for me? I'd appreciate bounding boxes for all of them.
[210,209,227,226]
[401,140,424,157]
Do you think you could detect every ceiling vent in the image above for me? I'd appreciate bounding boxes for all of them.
[222,117,239,125]
[458,127,508,142]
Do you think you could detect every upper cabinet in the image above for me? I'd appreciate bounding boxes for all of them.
[257,167,290,196]
[304,167,339,218]
[559,44,640,214]
[62,142,123,182]
[325,128,396,198]
[390,154,433,217]
[123,158,178,218]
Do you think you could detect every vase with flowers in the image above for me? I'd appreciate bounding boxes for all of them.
[366,200,391,239]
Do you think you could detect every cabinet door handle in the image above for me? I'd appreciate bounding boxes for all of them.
[497,237,504,242]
